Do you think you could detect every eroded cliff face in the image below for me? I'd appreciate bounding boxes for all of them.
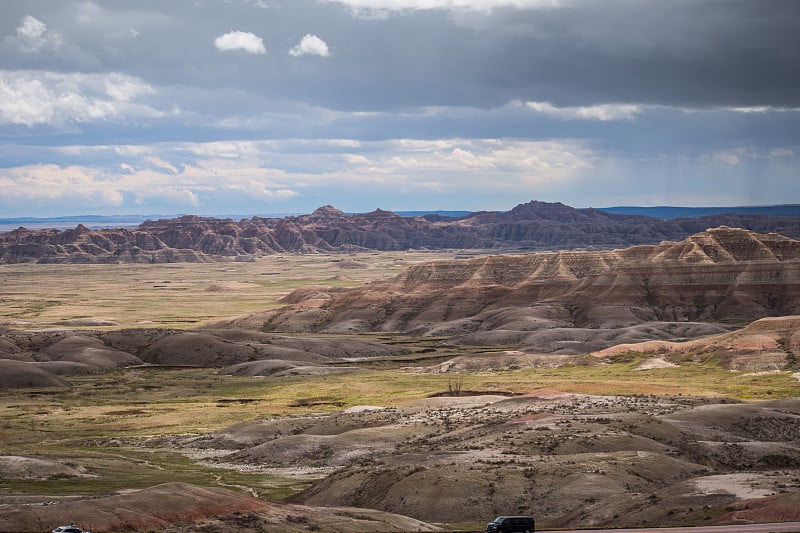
[592,315,800,371]
[253,227,800,337]
[2,201,800,263]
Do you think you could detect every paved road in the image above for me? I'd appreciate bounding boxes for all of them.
[542,523,800,533]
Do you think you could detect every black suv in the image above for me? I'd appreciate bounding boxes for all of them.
[486,515,535,533]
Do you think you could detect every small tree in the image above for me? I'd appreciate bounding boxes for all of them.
[447,377,464,396]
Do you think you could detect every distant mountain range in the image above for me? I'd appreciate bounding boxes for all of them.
[599,204,800,219]
[2,200,800,263]
[2,204,798,229]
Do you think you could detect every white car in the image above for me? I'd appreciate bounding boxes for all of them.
[52,526,89,533]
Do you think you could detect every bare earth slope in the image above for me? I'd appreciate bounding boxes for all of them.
[0,482,437,533]
[180,394,800,529]
[0,328,412,388]
[593,315,800,370]
[239,228,800,352]
[2,201,800,263]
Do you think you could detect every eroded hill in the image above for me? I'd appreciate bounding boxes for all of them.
[0,481,438,533]
[3,227,800,389]
[0,329,413,389]
[3,201,800,263]
[230,227,800,352]
[179,393,800,529]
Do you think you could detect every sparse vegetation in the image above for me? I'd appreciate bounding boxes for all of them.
[2,252,800,532]
[0,252,453,330]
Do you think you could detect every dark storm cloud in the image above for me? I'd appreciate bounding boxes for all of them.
[312,0,800,110]
[465,0,800,109]
[3,0,797,115]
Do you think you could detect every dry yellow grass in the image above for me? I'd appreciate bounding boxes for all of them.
[0,251,454,329]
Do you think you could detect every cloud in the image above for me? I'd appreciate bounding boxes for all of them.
[289,34,330,57]
[17,16,47,40]
[145,156,178,174]
[214,31,267,54]
[524,101,641,121]
[3,138,799,216]
[311,1,800,111]
[221,180,298,200]
[325,0,564,14]
[0,138,588,213]
[13,15,63,53]
[345,154,373,165]
[730,106,800,114]
[104,73,155,102]
[0,164,124,207]
[0,70,162,127]
[0,158,297,214]
[0,1,797,217]
[247,0,278,7]
[134,188,200,207]
[703,150,741,167]
[338,139,593,184]
[769,148,794,158]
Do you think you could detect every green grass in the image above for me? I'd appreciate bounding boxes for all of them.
[3,358,796,442]
[0,445,312,501]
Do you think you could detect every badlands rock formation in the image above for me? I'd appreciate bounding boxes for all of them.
[0,328,411,388]
[593,315,800,370]
[183,394,800,529]
[240,228,800,350]
[3,227,799,389]
[2,201,800,263]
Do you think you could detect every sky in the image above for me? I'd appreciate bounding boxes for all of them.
[0,0,798,217]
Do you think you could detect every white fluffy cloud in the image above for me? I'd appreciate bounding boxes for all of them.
[374,139,592,182]
[0,159,296,212]
[524,101,641,121]
[0,138,588,214]
[0,70,162,127]
[17,16,47,38]
[0,164,124,206]
[4,138,799,215]
[289,34,330,57]
[14,15,63,53]
[214,31,267,54]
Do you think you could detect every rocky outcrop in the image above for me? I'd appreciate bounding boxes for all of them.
[207,394,800,529]
[593,315,800,370]
[252,227,800,343]
[2,201,800,263]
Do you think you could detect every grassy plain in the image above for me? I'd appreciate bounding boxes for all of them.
[1,253,799,506]
[0,251,453,329]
